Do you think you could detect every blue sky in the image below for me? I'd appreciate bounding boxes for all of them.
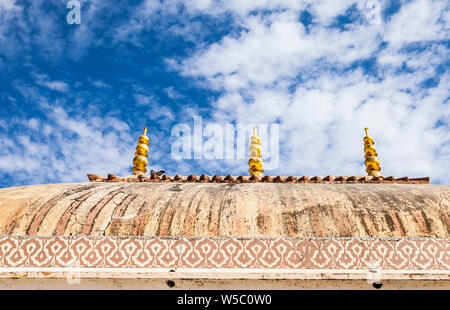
[0,0,449,188]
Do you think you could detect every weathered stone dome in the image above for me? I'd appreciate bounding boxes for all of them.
[0,182,448,237]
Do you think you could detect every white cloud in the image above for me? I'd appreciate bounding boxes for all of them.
[0,105,138,186]
[384,0,448,45]
[163,86,185,99]
[33,73,70,92]
[134,93,154,106]
[41,80,70,92]
[133,93,175,121]
[308,0,358,25]
[88,78,111,89]
[1,0,448,185]
[174,10,383,91]
[0,0,20,10]
[170,0,450,183]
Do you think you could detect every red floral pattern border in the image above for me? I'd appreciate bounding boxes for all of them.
[0,237,448,270]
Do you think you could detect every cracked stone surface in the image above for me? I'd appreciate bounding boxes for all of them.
[0,182,448,237]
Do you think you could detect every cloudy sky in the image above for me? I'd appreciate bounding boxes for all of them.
[0,0,448,187]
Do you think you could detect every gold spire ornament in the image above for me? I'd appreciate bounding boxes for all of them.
[132,127,149,175]
[248,127,264,177]
[363,128,382,177]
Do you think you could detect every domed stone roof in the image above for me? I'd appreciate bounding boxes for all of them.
[0,181,448,237]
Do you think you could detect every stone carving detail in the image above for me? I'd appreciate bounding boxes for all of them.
[0,236,448,270]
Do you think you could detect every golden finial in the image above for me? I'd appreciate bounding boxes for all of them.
[363,128,382,177]
[132,127,149,175]
[248,127,264,177]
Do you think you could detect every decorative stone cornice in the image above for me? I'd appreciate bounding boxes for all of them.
[88,174,430,184]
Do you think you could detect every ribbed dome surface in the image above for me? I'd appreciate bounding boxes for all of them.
[0,182,448,237]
